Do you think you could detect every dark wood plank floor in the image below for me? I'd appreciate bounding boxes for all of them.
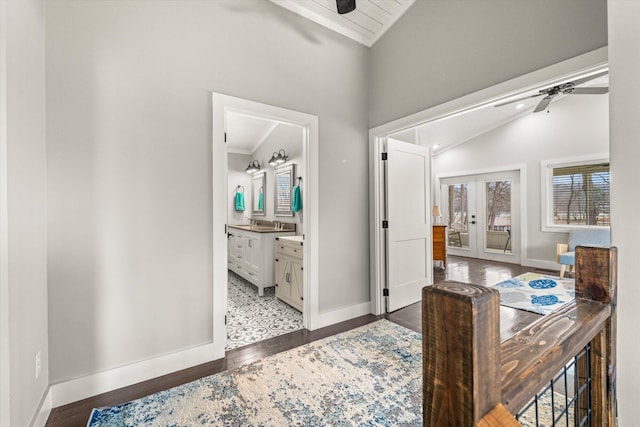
[46,256,554,427]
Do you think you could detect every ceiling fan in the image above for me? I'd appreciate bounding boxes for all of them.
[495,70,609,113]
[336,0,356,14]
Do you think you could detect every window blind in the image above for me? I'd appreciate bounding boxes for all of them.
[551,163,610,226]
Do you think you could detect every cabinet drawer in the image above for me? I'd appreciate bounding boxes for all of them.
[277,243,302,260]
[244,269,258,282]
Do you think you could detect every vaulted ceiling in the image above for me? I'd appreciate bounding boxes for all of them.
[228,73,608,156]
[268,0,415,47]
[230,3,608,156]
[389,74,608,154]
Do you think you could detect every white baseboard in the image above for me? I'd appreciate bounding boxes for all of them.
[313,301,372,330]
[521,258,562,272]
[30,387,51,427]
[50,343,216,408]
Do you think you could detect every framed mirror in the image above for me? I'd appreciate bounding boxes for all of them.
[274,163,295,217]
[251,171,266,216]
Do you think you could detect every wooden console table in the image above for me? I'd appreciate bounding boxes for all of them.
[432,225,447,269]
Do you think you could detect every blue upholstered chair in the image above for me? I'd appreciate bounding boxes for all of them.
[556,228,611,278]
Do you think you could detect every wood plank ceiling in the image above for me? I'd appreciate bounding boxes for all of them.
[269,0,415,47]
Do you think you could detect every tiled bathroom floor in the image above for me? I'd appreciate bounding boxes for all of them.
[226,271,303,350]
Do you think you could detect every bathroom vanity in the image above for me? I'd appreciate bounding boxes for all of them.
[275,236,304,312]
[227,223,295,296]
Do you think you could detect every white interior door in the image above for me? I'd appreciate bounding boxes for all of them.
[385,139,431,312]
[441,171,520,264]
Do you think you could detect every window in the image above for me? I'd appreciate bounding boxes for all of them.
[542,156,610,231]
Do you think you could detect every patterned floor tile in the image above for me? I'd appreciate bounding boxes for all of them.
[226,272,303,350]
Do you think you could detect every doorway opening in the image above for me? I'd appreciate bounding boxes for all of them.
[369,49,607,316]
[211,93,319,359]
[225,113,305,350]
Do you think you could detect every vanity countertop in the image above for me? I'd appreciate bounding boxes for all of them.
[228,224,295,234]
[277,235,304,244]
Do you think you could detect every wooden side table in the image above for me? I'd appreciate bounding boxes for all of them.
[433,225,447,269]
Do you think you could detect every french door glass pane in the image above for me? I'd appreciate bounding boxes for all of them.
[485,179,511,253]
[447,184,469,249]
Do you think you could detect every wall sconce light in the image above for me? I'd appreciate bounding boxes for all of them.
[268,149,288,166]
[245,160,261,174]
[432,205,442,224]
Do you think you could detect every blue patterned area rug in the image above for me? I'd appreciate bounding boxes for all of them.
[87,320,422,426]
[491,272,575,315]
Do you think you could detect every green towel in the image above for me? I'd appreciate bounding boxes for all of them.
[291,185,302,212]
[258,191,263,211]
[235,191,245,211]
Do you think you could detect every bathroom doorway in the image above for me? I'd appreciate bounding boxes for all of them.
[225,113,305,350]
[211,93,319,359]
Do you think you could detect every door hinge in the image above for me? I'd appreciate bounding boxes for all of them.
[225,315,227,325]
[383,288,389,297]
[225,224,227,234]
[381,152,388,161]
[224,132,227,143]
[382,220,389,229]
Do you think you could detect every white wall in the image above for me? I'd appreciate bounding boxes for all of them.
[227,125,303,231]
[0,0,49,425]
[251,124,304,231]
[227,153,252,226]
[46,0,370,384]
[433,94,609,267]
[608,0,640,422]
[369,0,608,127]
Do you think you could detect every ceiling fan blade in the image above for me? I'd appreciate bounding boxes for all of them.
[494,93,543,108]
[568,70,608,87]
[566,87,609,95]
[533,95,554,113]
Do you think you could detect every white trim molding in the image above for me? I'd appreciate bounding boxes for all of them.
[31,388,51,427]
[315,302,371,330]
[49,343,216,408]
[0,0,10,422]
[521,258,562,272]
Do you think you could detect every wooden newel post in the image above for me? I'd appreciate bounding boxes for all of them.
[575,246,617,426]
[422,281,502,426]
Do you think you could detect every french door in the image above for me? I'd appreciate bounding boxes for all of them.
[440,171,520,264]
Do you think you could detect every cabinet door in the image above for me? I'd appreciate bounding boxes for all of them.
[290,260,303,310]
[245,237,260,271]
[275,257,292,300]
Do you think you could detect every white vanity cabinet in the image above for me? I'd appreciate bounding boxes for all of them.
[227,227,294,296]
[275,236,303,312]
